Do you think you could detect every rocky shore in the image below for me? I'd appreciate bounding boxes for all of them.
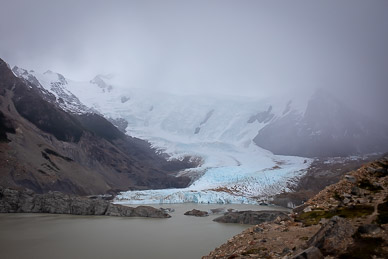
[0,187,170,218]
[204,154,388,258]
[213,210,290,225]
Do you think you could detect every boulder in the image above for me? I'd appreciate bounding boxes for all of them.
[184,209,209,217]
[293,204,309,214]
[132,206,171,218]
[106,203,134,217]
[213,210,290,225]
[291,246,324,259]
[307,216,355,255]
[357,224,382,235]
[351,186,362,196]
[344,175,357,183]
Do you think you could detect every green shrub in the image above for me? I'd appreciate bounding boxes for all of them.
[296,205,374,226]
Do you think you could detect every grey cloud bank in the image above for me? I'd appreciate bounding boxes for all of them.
[0,0,387,121]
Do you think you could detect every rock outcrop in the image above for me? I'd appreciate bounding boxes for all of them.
[184,209,209,217]
[291,246,324,259]
[0,187,170,218]
[306,216,355,255]
[213,210,290,225]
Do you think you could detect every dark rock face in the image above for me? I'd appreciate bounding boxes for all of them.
[0,110,15,142]
[357,224,382,235]
[307,216,355,255]
[184,209,209,217]
[0,187,170,218]
[107,117,129,133]
[213,210,290,225]
[12,79,85,142]
[77,113,124,142]
[247,105,274,124]
[254,89,388,157]
[291,246,324,259]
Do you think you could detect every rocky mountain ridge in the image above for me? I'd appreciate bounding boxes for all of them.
[12,66,92,114]
[0,58,195,195]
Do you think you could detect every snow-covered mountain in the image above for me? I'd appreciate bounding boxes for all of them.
[12,66,92,114]
[11,67,388,204]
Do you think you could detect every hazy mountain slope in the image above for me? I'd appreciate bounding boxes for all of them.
[0,58,193,195]
[254,89,388,157]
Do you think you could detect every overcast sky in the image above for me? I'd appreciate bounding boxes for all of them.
[0,0,387,119]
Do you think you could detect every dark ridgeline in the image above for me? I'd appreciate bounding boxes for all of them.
[0,58,195,195]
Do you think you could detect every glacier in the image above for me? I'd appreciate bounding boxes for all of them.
[114,157,310,204]
[13,68,313,204]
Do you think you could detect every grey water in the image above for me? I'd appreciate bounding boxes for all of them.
[0,204,287,259]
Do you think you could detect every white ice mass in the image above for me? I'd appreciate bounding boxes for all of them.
[13,68,313,204]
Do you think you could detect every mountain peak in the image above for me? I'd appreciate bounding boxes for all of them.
[43,70,67,85]
[11,65,42,88]
[12,66,28,77]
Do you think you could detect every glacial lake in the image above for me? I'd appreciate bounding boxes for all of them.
[0,204,287,259]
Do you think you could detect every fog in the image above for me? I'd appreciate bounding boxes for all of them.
[0,0,387,120]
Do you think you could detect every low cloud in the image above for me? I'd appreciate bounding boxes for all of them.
[1,0,387,120]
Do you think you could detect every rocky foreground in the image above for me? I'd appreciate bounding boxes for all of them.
[204,154,388,258]
[0,187,170,218]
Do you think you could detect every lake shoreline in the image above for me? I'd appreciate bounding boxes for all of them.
[0,203,280,259]
[0,187,170,218]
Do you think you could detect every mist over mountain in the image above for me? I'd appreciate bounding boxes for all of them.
[2,2,388,259]
[12,65,388,159]
[1,0,388,202]
[1,0,388,123]
[254,89,388,157]
[2,62,385,204]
